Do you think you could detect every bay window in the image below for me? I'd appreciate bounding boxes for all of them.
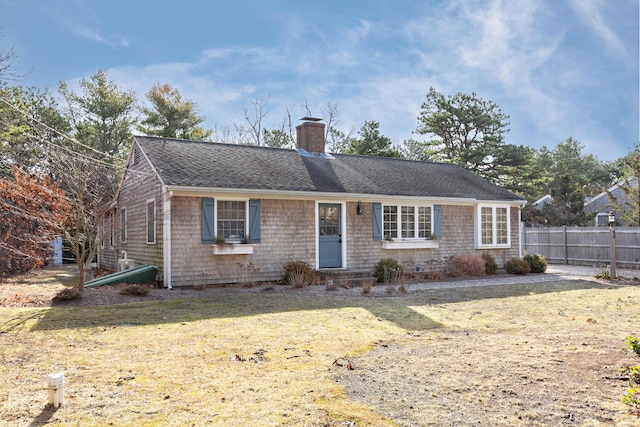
[477,205,509,247]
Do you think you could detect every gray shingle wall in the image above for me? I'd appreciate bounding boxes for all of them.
[585,187,625,214]
[166,198,521,286]
[98,209,118,270]
[169,198,316,286]
[112,137,524,285]
[347,204,519,273]
[111,144,164,275]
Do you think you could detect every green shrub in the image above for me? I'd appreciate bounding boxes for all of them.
[595,269,615,279]
[374,258,403,283]
[624,365,640,385]
[448,253,485,277]
[626,336,640,357]
[282,260,315,288]
[504,258,531,275]
[482,253,498,275]
[622,386,640,416]
[524,253,547,273]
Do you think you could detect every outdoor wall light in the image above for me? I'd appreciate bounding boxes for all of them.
[357,201,364,215]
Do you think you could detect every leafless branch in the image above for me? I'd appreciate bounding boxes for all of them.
[242,95,270,146]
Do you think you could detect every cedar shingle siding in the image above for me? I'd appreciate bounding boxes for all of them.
[100,144,163,273]
[101,136,525,287]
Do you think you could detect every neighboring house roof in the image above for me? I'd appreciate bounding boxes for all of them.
[135,136,524,202]
[583,177,637,213]
[532,194,552,210]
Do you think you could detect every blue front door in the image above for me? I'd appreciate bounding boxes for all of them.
[319,204,342,268]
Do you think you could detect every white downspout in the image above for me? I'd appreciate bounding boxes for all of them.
[518,205,523,258]
[163,189,172,289]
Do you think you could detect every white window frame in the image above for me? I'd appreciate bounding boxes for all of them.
[595,212,609,226]
[476,204,510,248]
[120,207,127,243]
[146,199,156,244]
[100,216,105,249]
[215,199,248,242]
[109,210,115,247]
[383,204,433,241]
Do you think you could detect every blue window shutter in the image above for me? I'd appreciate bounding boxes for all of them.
[433,204,442,239]
[248,199,261,243]
[373,202,382,240]
[202,198,215,243]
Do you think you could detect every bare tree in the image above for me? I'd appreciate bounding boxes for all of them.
[210,124,241,144]
[303,101,313,118]
[283,103,296,143]
[242,95,270,146]
[321,103,354,153]
[50,146,121,296]
[0,32,20,82]
[262,104,297,149]
[229,121,250,145]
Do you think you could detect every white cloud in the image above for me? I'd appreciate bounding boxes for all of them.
[75,26,129,47]
[54,0,634,160]
[569,0,632,63]
[457,0,560,87]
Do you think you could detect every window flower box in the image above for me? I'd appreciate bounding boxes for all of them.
[381,239,439,250]
[212,244,254,255]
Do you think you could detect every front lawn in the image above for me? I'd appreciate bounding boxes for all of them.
[1,279,639,426]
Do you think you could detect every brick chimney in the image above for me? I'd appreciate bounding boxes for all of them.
[296,117,326,153]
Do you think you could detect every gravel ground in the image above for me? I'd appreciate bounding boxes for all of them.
[1,264,638,308]
[405,264,639,292]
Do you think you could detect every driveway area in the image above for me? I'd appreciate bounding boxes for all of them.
[405,263,639,292]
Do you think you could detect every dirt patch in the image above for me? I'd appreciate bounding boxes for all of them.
[0,265,282,307]
[334,336,633,426]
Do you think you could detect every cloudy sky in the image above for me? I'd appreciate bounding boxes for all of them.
[2,0,638,161]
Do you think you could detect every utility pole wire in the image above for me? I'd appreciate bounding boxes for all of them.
[0,95,153,178]
[0,95,116,160]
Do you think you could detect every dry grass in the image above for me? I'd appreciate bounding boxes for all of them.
[1,268,639,426]
[335,283,640,426]
[0,265,77,307]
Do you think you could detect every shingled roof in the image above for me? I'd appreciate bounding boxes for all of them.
[135,136,523,202]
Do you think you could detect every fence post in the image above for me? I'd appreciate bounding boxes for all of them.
[610,223,617,278]
[563,226,568,264]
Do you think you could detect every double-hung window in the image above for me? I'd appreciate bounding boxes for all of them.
[109,211,115,247]
[477,205,509,247]
[100,216,105,249]
[146,200,156,244]
[202,198,261,244]
[383,204,433,240]
[217,200,246,241]
[120,208,127,243]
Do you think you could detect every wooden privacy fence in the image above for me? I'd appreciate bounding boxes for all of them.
[522,226,640,268]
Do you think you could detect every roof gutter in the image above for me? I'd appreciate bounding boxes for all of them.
[164,185,526,206]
